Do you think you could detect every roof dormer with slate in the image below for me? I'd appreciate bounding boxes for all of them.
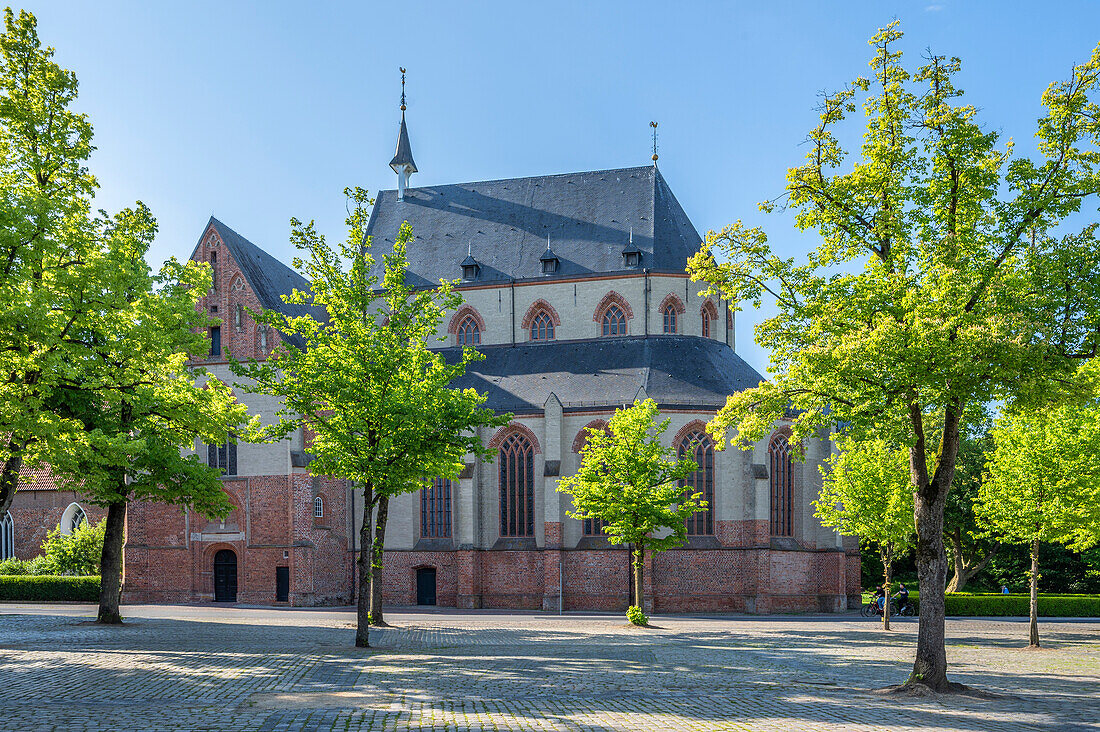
[362,165,704,289]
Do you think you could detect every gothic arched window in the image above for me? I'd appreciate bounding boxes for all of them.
[1,512,13,560]
[421,478,452,538]
[530,311,555,341]
[313,495,324,519]
[457,316,481,346]
[602,305,627,336]
[61,503,87,536]
[679,431,714,535]
[499,433,535,537]
[702,312,711,338]
[663,304,678,334]
[258,324,269,353]
[769,433,794,537]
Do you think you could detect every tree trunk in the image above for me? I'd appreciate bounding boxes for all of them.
[369,494,390,626]
[906,402,961,692]
[944,527,997,594]
[355,482,374,648]
[632,543,644,613]
[0,448,24,518]
[1029,538,1040,648]
[627,543,635,607]
[882,543,892,632]
[97,499,127,624]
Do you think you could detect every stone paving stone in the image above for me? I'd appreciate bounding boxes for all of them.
[0,604,1097,731]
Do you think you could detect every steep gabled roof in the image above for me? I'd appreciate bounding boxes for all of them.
[363,165,704,288]
[193,217,321,320]
[440,335,763,415]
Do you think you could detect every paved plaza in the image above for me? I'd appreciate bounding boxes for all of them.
[0,604,1097,731]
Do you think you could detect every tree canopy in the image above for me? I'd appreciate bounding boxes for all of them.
[688,22,1100,691]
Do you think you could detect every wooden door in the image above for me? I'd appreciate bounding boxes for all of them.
[213,549,237,602]
[416,567,436,606]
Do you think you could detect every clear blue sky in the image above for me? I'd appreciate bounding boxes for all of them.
[25,0,1100,373]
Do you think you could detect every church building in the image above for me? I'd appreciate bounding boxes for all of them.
[5,99,860,612]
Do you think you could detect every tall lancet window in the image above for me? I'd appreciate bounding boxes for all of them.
[663,304,678,334]
[679,431,715,535]
[457,316,480,346]
[499,432,535,537]
[769,433,794,537]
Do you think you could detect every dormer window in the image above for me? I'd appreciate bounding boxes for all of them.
[461,253,480,282]
[622,242,642,269]
[540,242,560,275]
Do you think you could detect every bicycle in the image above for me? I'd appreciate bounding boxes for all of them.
[860,599,914,617]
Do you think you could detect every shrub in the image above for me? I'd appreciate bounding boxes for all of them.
[904,591,1100,617]
[626,605,649,626]
[41,518,104,576]
[0,575,100,602]
[0,556,57,576]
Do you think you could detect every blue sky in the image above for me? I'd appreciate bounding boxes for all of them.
[25,0,1100,373]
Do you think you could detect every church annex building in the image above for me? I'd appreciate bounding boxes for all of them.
[5,109,860,613]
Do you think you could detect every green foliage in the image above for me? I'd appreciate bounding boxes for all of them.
[896,591,1100,617]
[626,605,649,626]
[687,20,1100,683]
[39,518,104,576]
[0,555,54,576]
[557,399,701,552]
[976,396,1100,552]
[816,436,913,550]
[0,574,99,601]
[233,188,508,501]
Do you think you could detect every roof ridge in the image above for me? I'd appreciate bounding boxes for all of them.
[375,164,655,194]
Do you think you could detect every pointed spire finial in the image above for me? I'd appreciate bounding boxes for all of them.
[650,121,658,164]
[400,67,407,112]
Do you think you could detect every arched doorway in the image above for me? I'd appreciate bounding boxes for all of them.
[213,549,237,602]
[416,567,437,606]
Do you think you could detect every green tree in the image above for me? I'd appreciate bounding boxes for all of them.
[688,24,1100,691]
[0,8,107,517]
[815,436,914,630]
[557,399,701,624]
[975,396,1100,647]
[233,189,508,647]
[943,424,998,592]
[46,209,246,624]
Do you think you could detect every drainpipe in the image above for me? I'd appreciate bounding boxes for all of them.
[644,269,650,336]
[510,279,516,346]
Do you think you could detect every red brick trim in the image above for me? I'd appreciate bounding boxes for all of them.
[592,290,634,322]
[447,305,486,340]
[658,292,686,315]
[520,299,562,330]
[488,422,542,454]
[571,419,609,453]
[673,419,713,449]
[700,300,719,321]
[726,306,734,329]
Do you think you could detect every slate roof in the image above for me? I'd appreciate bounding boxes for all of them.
[363,165,704,288]
[193,217,322,321]
[440,335,763,414]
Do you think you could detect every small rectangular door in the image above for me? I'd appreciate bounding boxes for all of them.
[275,566,289,602]
[416,567,437,606]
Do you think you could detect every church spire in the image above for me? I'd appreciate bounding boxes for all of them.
[389,67,417,201]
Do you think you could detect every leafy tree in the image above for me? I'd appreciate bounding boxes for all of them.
[0,8,107,518]
[689,23,1100,691]
[233,189,508,647]
[943,424,998,592]
[47,211,246,624]
[975,396,1100,647]
[40,518,105,576]
[815,436,913,630]
[557,399,701,625]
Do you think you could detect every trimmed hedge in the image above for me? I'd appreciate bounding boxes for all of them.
[0,575,100,602]
[865,590,1100,617]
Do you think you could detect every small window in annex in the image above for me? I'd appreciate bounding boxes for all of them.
[210,326,222,357]
[602,305,627,336]
[457,316,481,346]
[1,512,14,560]
[662,304,678,334]
[313,495,324,519]
[530,311,555,341]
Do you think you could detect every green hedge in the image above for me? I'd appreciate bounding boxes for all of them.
[865,590,1100,617]
[0,575,100,602]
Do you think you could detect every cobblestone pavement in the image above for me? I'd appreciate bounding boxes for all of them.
[1,604,1097,731]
